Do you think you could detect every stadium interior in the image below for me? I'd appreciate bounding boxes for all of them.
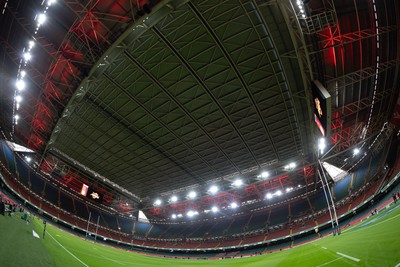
[0,0,400,266]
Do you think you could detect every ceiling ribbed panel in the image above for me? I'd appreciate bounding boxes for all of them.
[50,0,310,197]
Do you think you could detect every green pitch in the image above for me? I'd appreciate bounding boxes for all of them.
[1,204,400,267]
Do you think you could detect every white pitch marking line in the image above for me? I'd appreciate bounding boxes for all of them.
[321,246,327,250]
[47,231,89,267]
[395,263,400,267]
[336,252,361,262]
[101,255,126,265]
[316,257,343,267]
[344,211,400,234]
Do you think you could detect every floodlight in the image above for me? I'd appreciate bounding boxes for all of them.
[230,202,238,209]
[25,157,31,162]
[318,138,326,154]
[188,191,197,199]
[15,95,22,103]
[211,206,219,213]
[171,214,177,219]
[154,199,162,206]
[14,114,20,121]
[16,80,26,91]
[28,40,34,49]
[187,210,195,217]
[353,148,360,155]
[209,185,218,194]
[47,0,56,6]
[23,52,31,61]
[170,195,178,203]
[261,172,269,179]
[37,13,46,25]
[266,193,273,199]
[285,162,296,170]
[177,214,183,218]
[276,190,282,196]
[286,187,294,193]
[233,179,243,187]
[20,70,26,78]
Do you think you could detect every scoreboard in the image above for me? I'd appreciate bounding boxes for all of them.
[311,80,331,137]
[80,184,103,202]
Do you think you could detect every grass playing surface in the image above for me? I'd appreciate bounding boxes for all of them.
[1,203,400,267]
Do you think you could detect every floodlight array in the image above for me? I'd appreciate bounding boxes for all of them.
[12,0,57,132]
[296,0,307,19]
[153,164,300,220]
[265,186,299,200]
[284,162,296,170]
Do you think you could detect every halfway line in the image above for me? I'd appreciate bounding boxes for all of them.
[47,231,89,267]
[336,252,360,262]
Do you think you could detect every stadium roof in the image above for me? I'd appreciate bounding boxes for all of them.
[0,0,399,207]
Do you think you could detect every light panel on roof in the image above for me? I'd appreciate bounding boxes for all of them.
[187,191,197,199]
[209,185,218,194]
[170,195,178,203]
[16,80,25,91]
[23,52,31,61]
[187,210,195,217]
[37,13,46,25]
[232,179,243,187]
[154,199,162,206]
